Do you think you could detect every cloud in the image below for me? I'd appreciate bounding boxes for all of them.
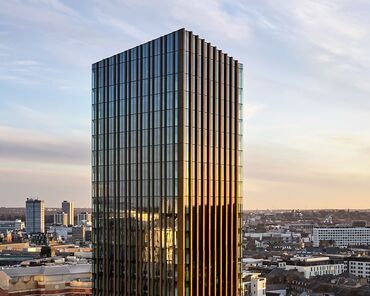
[168,0,250,41]
[10,60,40,66]
[94,9,149,42]
[283,1,370,94]
[0,126,89,165]
[0,0,369,209]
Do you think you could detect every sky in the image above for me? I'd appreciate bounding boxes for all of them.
[0,0,369,209]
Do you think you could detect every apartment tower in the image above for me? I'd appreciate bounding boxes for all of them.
[92,29,243,295]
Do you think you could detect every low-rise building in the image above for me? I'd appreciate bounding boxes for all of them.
[347,257,370,280]
[0,220,24,235]
[0,263,91,295]
[313,226,370,248]
[246,231,302,244]
[241,272,266,296]
[284,256,346,279]
[48,226,71,242]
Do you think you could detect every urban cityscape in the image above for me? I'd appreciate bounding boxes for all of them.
[0,1,369,296]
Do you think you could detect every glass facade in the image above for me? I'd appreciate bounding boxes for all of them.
[92,29,243,296]
[25,198,45,234]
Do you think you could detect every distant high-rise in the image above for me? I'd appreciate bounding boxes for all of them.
[25,198,45,234]
[77,211,92,225]
[54,211,68,226]
[92,29,243,295]
[62,200,74,226]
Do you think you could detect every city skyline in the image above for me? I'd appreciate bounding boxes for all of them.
[0,1,370,209]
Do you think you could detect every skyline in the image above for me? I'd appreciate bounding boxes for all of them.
[0,0,370,209]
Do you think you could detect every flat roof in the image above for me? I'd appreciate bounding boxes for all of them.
[0,263,91,277]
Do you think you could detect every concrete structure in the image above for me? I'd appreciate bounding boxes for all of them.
[241,272,266,296]
[72,225,86,242]
[285,256,346,279]
[92,28,243,295]
[53,211,68,226]
[77,211,92,225]
[61,201,74,226]
[347,257,370,280]
[313,226,370,247]
[25,198,45,234]
[0,263,91,295]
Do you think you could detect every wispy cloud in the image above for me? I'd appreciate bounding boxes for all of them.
[0,0,369,208]
[0,125,89,166]
[94,9,149,42]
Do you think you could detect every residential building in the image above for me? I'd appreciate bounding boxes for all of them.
[53,211,68,226]
[62,201,74,226]
[313,226,370,248]
[92,28,243,295]
[25,198,45,234]
[241,272,266,296]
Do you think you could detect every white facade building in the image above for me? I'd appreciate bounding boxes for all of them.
[251,275,266,296]
[285,256,346,279]
[246,231,301,244]
[48,225,72,241]
[347,257,370,280]
[313,226,370,248]
[241,272,266,296]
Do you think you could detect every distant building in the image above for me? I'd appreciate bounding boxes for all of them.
[0,263,91,295]
[62,201,74,226]
[284,256,346,279]
[289,223,315,235]
[352,220,367,227]
[53,211,68,226]
[0,220,24,234]
[313,226,370,248]
[77,211,91,225]
[347,257,370,280]
[48,225,71,242]
[25,198,45,234]
[241,272,266,296]
[246,231,302,244]
[72,225,86,242]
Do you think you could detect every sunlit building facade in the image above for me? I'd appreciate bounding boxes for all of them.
[62,200,75,226]
[92,28,243,295]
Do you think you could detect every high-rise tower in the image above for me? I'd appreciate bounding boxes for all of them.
[92,28,243,295]
[62,200,74,226]
[25,198,45,234]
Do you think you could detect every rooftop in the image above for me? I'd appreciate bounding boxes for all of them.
[0,263,91,277]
